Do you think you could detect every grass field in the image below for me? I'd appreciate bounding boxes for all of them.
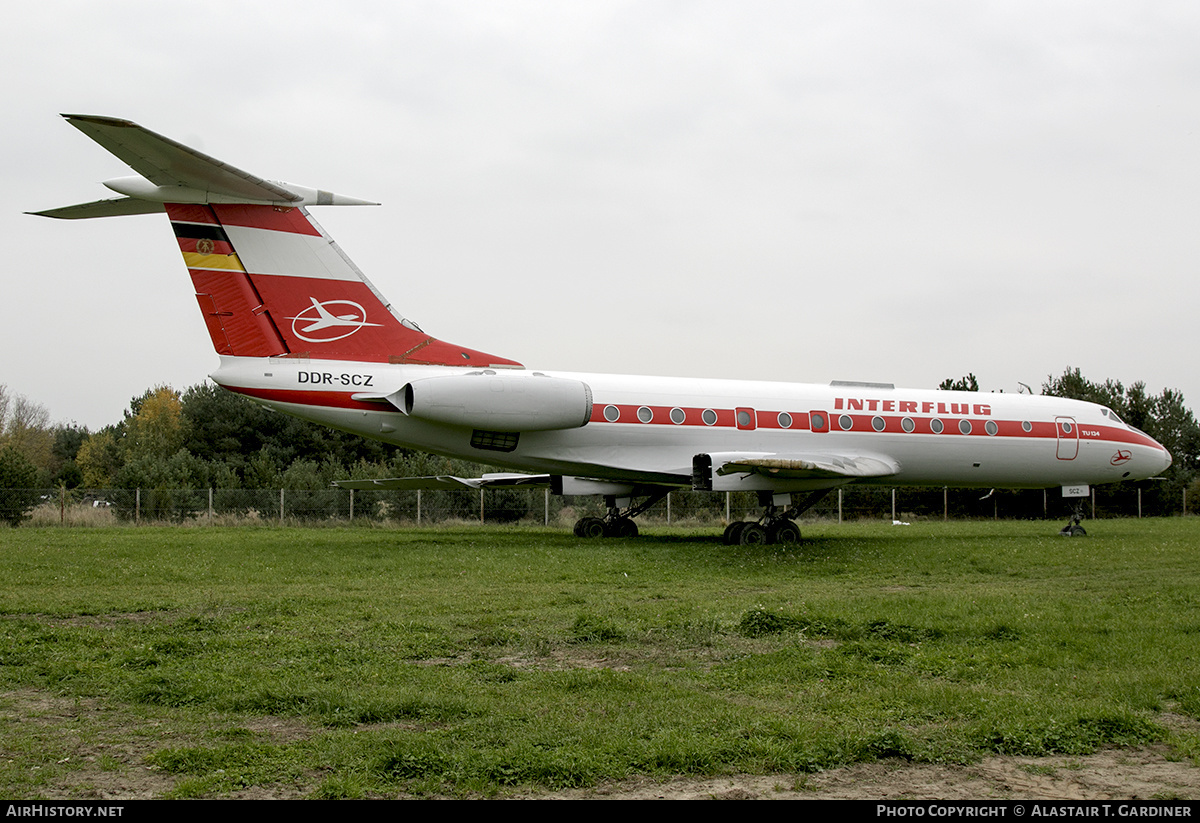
[1,519,1198,798]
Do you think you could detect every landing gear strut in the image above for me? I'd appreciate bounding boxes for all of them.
[573,489,670,538]
[722,490,831,546]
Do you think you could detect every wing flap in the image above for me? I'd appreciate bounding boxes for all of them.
[711,452,900,480]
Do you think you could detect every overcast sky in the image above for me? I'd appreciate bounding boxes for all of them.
[4,1,1197,430]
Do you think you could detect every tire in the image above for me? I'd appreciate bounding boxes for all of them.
[739,524,769,545]
[606,517,638,538]
[576,517,606,539]
[769,520,801,544]
[1070,524,1087,537]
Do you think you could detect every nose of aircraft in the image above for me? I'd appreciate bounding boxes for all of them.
[1157,445,1173,475]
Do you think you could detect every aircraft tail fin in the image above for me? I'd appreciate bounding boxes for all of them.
[31,115,521,367]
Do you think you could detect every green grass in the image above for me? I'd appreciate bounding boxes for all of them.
[0,518,1197,797]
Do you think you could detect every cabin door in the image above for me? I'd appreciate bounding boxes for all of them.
[1056,417,1079,460]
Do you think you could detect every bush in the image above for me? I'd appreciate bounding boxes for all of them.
[0,446,39,526]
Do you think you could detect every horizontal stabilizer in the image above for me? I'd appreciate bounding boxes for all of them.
[334,472,552,491]
[27,197,165,220]
[32,114,377,216]
[65,114,303,202]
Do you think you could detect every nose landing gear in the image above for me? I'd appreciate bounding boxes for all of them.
[1059,500,1088,537]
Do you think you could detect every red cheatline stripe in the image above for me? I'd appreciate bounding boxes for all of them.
[226,386,384,411]
[218,389,1166,453]
[586,404,1164,449]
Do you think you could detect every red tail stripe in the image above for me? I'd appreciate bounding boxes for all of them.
[212,204,322,236]
[167,204,220,224]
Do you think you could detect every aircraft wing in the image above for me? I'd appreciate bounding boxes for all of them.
[336,451,897,495]
[334,472,552,491]
[711,452,900,480]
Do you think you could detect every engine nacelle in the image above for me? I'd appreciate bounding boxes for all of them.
[396,371,593,432]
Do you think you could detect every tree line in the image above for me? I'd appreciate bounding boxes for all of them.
[1,367,1197,525]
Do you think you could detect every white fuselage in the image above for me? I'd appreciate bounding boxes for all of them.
[211,356,1172,493]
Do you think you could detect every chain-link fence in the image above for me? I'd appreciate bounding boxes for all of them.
[1,485,1191,528]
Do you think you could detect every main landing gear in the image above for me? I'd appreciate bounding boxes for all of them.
[722,490,832,546]
[573,490,670,539]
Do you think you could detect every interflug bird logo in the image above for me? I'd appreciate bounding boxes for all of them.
[287,297,382,343]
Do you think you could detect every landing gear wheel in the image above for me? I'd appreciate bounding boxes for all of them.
[723,522,748,545]
[1068,524,1087,537]
[575,517,607,539]
[739,524,769,545]
[769,520,801,544]
[606,517,638,538]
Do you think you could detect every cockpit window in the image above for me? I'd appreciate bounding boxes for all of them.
[1103,408,1125,425]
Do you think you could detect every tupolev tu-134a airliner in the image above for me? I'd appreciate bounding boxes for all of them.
[33,115,1172,543]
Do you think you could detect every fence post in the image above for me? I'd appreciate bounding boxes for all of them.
[480,489,484,524]
[891,488,896,521]
[136,488,140,524]
[726,492,731,523]
[666,492,671,525]
[1138,488,1142,518]
[1091,488,1095,519]
[544,489,549,526]
[280,488,284,524]
[943,487,948,522]
[417,489,422,525]
[209,488,214,523]
[349,488,354,523]
[838,488,843,523]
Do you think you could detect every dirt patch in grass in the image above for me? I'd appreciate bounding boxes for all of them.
[527,749,1200,800]
[1,689,314,800]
